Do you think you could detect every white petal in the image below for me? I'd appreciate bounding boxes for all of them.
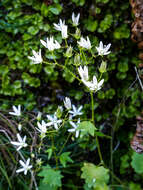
[13,106,18,113]
[11,141,21,146]
[75,130,79,138]
[93,76,98,86]
[68,128,75,132]
[19,160,26,167]
[99,41,103,49]
[16,168,25,173]
[40,40,47,48]
[17,133,22,142]
[98,79,104,88]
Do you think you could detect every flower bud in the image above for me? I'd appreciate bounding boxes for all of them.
[37,112,42,121]
[74,54,81,66]
[64,97,71,110]
[74,28,81,40]
[56,106,63,118]
[64,46,73,58]
[99,61,107,73]
[18,123,22,131]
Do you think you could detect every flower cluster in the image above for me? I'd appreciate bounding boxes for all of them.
[78,66,104,92]
[27,12,111,65]
[8,12,112,181]
[9,105,32,175]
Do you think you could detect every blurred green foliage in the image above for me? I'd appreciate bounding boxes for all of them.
[0,0,143,189]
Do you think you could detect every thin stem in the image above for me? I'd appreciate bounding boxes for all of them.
[98,73,103,82]
[64,39,68,48]
[134,66,143,91]
[81,49,88,65]
[58,133,71,156]
[90,91,104,164]
[51,135,58,169]
[90,92,94,123]
[47,53,81,82]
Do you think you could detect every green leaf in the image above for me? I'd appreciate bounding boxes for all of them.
[117,58,129,72]
[38,165,63,187]
[98,14,113,33]
[48,4,62,15]
[114,24,130,39]
[59,152,73,167]
[46,148,53,160]
[78,121,96,137]
[81,163,109,188]
[41,3,49,17]
[131,152,143,174]
[84,17,98,32]
[39,181,58,190]
[28,26,39,35]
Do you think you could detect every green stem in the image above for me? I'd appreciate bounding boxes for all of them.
[58,133,71,156]
[90,92,94,123]
[47,53,81,82]
[81,49,88,65]
[51,135,58,169]
[64,39,68,48]
[98,73,103,82]
[90,91,104,164]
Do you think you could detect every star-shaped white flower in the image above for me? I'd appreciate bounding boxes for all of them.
[78,66,104,92]
[63,97,72,110]
[28,49,42,64]
[77,36,91,49]
[16,158,32,175]
[72,12,80,26]
[9,105,21,117]
[69,105,83,117]
[46,114,62,130]
[36,120,49,138]
[68,119,80,138]
[11,133,27,151]
[53,19,68,39]
[40,36,60,51]
[78,66,89,82]
[84,76,104,92]
[96,41,111,56]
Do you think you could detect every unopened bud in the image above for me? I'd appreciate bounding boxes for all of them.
[18,123,22,131]
[37,112,42,121]
[74,28,81,40]
[99,61,107,73]
[64,46,73,58]
[56,106,63,118]
[74,54,81,66]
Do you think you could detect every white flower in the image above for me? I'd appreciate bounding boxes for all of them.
[72,12,80,26]
[40,36,60,51]
[9,105,21,117]
[78,66,104,92]
[68,119,80,138]
[53,19,68,39]
[47,114,62,130]
[78,66,89,82]
[84,76,104,92]
[28,49,42,64]
[77,36,91,49]
[11,133,27,151]
[36,120,48,138]
[96,41,111,56]
[16,158,32,175]
[64,97,72,110]
[69,105,83,117]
